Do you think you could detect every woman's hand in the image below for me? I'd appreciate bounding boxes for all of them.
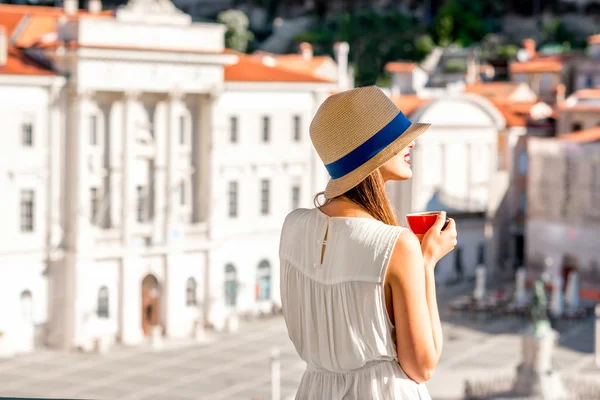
[421,212,457,266]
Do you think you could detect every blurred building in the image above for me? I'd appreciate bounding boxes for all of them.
[526,133,600,300]
[387,93,505,285]
[571,34,600,91]
[463,82,555,273]
[556,88,600,134]
[0,1,343,356]
[508,39,576,105]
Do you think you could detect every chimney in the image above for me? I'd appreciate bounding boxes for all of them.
[88,0,102,13]
[522,38,536,60]
[466,55,478,85]
[334,41,350,90]
[63,0,78,15]
[299,42,313,60]
[556,83,566,104]
[0,27,6,68]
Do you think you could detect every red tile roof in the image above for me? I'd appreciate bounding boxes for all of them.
[509,57,564,73]
[559,127,600,143]
[0,5,333,83]
[389,95,429,116]
[0,46,54,76]
[0,4,112,76]
[384,62,417,73]
[270,54,334,79]
[557,88,600,111]
[589,34,600,45]
[490,100,528,127]
[224,54,333,83]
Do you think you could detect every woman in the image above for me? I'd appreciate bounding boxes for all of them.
[279,86,457,399]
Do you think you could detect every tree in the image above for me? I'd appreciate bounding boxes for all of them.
[217,9,255,53]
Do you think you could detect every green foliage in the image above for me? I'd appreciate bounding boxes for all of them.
[497,44,519,59]
[294,8,428,86]
[432,0,502,48]
[217,9,255,53]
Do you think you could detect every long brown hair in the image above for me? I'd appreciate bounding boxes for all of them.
[314,170,398,226]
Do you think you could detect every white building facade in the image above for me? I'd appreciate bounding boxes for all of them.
[0,1,336,356]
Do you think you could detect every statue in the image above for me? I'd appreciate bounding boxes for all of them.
[529,279,551,336]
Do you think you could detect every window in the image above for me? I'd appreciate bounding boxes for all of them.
[136,185,148,223]
[586,74,595,88]
[97,286,109,318]
[292,185,301,209]
[20,189,34,232]
[230,116,238,143]
[260,179,270,215]
[20,290,33,322]
[572,122,583,132]
[477,243,485,265]
[519,192,527,213]
[453,247,464,280]
[540,73,553,92]
[224,264,238,307]
[518,151,528,175]
[262,116,270,143]
[179,181,186,206]
[179,115,186,145]
[22,122,33,147]
[90,187,98,225]
[90,115,98,146]
[256,260,271,301]
[228,181,238,218]
[293,115,301,142]
[186,277,197,306]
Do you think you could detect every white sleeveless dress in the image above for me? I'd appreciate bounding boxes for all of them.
[279,208,432,400]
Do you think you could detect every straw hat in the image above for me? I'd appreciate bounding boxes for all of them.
[310,86,431,199]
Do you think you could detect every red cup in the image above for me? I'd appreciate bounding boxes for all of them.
[405,211,449,235]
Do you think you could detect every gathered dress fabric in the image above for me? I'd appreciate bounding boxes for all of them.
[279,208,432,400]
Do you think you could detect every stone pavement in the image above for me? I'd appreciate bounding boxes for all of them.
[0,290,597,400]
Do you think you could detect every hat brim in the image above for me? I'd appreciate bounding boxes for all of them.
[324,122,431,199]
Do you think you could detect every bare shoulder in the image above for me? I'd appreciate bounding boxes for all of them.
[386,229,425,284]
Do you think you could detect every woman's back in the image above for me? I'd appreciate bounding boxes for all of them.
[279,208,431,399]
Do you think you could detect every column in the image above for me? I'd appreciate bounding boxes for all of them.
[47,84,63,251]
[193,92,214,225]
[121,91,139,247]
[152,99,167,244]
[195,90,219,326]
[164,91,184,337]
[50,88,95,350]
[118,91,144,345]
[165,90,184,243]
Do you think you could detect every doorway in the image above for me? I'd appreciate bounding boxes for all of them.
[141,274,160,336]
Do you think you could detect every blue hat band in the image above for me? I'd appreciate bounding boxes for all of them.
[324,111,412,180]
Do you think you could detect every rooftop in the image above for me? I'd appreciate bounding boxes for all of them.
[559,127,600,143]
[384,62,417,74]
[509,57,565,73]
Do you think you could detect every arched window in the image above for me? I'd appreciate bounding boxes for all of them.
[97,286,109,318]
[20,290,33,322]
[256,260,271,301]
[186,277,197,306]
[224,264,238,307]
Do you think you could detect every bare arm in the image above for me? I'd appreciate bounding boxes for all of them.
[423,257,443,360]
[421,217,457,361]
[387,230,439,384]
